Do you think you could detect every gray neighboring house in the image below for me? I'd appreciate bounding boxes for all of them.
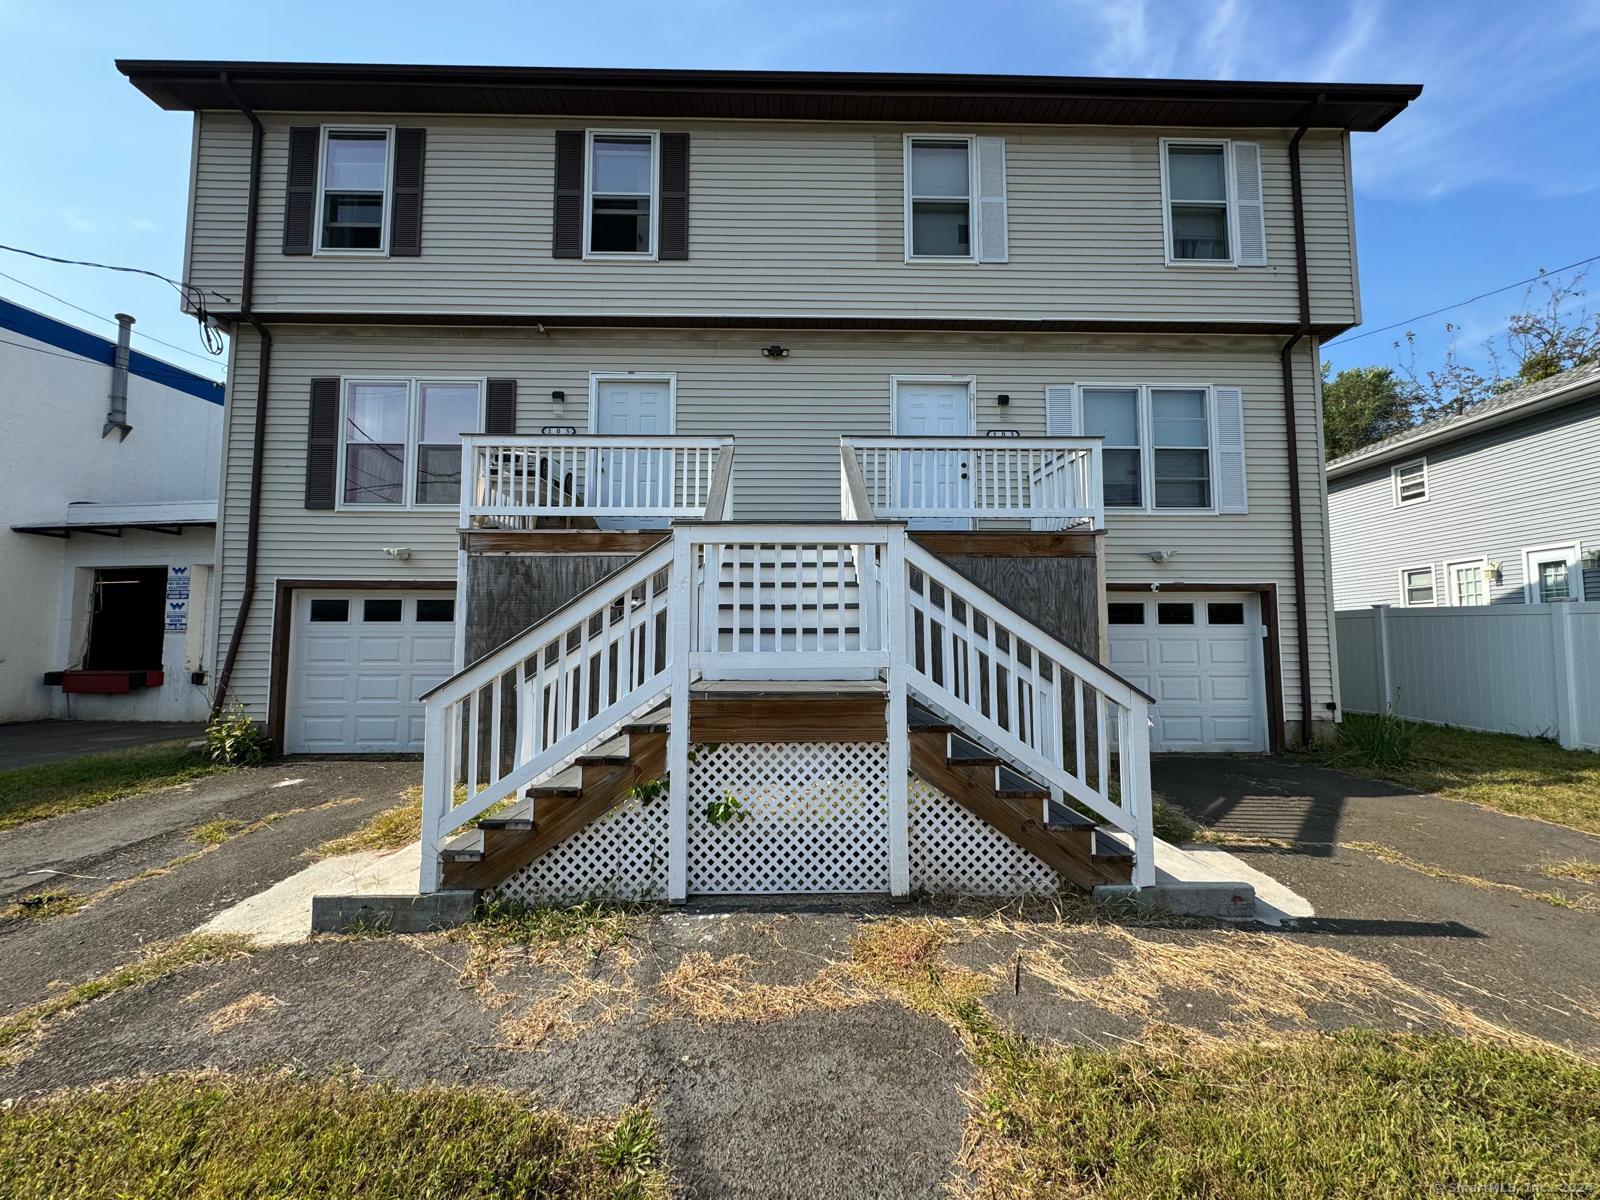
[1327,360,1600,610]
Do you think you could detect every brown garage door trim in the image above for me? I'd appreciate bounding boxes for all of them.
[268,578,457,754]
[1106,582,1284,753]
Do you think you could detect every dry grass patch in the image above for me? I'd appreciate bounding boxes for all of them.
[0,934,252,1067]
[0,1072,667,1200]
[188,817,245,846]
[2,887,86,921]
[307,788,422,859]
[1345,840,1600,910]
[848,919,994,1027]
[1541,858,1600,885]
[203,991,284,1033]
[653,951,867,1024]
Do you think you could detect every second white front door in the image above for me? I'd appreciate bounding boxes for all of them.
[593,377,674,529]
[893,380,971,530]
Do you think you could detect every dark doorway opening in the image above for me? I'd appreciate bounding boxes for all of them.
[84,567,168,671]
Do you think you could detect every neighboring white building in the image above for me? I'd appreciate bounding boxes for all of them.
[0,296,225,722]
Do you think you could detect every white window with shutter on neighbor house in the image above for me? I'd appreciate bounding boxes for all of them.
[1159,138,1267,267]
[1043,382,1247,514]
[904,135,1008,262]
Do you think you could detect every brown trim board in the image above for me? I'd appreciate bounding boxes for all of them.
[1107,581,1285,753]
[460,530,670,555]
[267,577,455,754]
[910,531,1099,558]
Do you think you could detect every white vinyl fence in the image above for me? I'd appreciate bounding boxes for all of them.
[1335,602,1600,751]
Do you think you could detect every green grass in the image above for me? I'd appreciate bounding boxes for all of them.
[188,817,246,846]
[466,896,643,952]
[1317,716,1600,835]
[1151,798,1199,844]
[1,887,86,921]
[0,741,228,832]
[972,1029,1600,1199]
[0,1073,666,1200]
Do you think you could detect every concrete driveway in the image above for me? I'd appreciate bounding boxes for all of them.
[0,720,205,769]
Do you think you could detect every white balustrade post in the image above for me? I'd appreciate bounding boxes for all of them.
[666,530,694,903]
[884,525,911,898]
[418,699,450,894]
[1123,698,1156,888]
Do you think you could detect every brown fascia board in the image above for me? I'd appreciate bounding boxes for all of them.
[210,311,1355,339]
[115,60,1421,131]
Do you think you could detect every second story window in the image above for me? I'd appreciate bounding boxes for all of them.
[1164,142,1229,262]
[340,378,483,508]
[319,129,392,253]
[906,137,973,259]
[587,132,658,257]
[1392,458,1428,505]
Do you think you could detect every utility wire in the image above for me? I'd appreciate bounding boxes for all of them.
[0,269,226,370]
[0,243,232,304]
[1326,253,1600,347]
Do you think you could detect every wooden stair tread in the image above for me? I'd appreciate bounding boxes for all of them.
[1043,800,1096,831]
[1092,830,1134,862]
[995,766,1047,798]
[946,736,1001,767]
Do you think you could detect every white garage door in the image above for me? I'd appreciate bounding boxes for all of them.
[285,590,456,753]
[1107,593,1267,752]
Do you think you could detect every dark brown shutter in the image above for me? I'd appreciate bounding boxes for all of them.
[553,130,585,259]
[389,128,426,256]
[659,132,689,260]
[485,379,517,435]
[283,127,320,256]
[305,378,340,509]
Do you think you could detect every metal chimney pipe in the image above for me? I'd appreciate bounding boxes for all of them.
[103,313,134,440]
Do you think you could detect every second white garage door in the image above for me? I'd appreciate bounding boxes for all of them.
[285,590,456,753]
[1107,592,1268,752]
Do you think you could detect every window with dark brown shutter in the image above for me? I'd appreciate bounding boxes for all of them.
[658,132,689,260]
[552,131,584,259]
[485,379,517,435]
[389,128,426,256]
[283,127,320,256]
[305,378,340,509]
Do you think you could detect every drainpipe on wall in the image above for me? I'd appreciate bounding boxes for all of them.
[1280,99,1322,746]
[102,313,134,440]
[209,72,273,721]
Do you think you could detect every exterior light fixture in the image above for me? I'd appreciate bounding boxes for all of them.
[996,393,1010,406]
[551,390,566,403]
[761,344,790,358]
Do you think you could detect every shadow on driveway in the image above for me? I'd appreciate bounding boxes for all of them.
[0,721,205,769]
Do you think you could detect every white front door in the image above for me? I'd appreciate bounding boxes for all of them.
[285,590,457,753]
[593,377,674,529]
[893,380,971,530]
[1107,592,1268,752]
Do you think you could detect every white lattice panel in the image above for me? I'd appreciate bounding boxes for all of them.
[909,779,1059,896]
[496,793,669,904]
[687,742,890,894]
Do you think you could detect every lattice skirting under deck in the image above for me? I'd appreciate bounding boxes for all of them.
[495,740,1060,902]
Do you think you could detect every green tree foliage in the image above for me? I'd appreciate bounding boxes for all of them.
[1321,363,1416,460]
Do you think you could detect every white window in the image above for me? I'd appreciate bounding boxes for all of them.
[1446,559,1489,607]
[1400,564,1437,607]
[1522,542,1583,603]
[318,128,392,253]
[1164,142,1229,261]
[339,378,484,508]
[906,136,973,259]
[585,131,658,258]
[1080,384,1215,512]
[1392,458,1428,505]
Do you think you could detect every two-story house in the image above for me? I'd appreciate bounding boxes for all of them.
[1328,360,1600,609]
[122,62,1417,903]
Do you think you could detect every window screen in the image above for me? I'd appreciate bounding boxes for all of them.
[321,130,389,250]
[908,139,972,258]
[589,135,654,254]
[1166,143,1229,261]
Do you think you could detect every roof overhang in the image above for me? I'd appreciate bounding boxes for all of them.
[12,499,217,539]
[117,60,1420,131]
[1327,366,1600,480]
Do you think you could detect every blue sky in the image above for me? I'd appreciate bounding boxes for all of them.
[2,0,1597,386]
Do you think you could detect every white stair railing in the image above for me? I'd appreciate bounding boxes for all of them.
[841,437,1104,529]
[902,541,1154,885]
[463,435,735,529]
[418,540,675,890]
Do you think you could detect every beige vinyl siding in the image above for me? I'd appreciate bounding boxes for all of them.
[189,114,1356,326]
[216,325,1332,735]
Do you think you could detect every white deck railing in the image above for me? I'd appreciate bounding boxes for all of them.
[840,437,1104,529]
[462,435,735,529]
[420,520,1152,894]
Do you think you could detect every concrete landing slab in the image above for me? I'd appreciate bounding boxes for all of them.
[1093,835,1313,923]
